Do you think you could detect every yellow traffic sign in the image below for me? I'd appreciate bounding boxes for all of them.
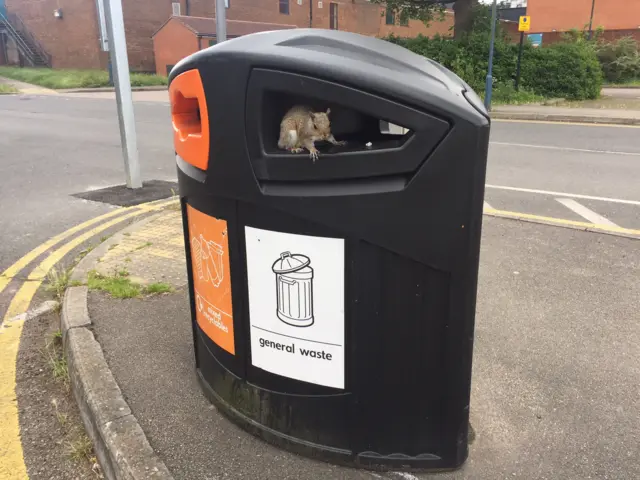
[519,16,531,32]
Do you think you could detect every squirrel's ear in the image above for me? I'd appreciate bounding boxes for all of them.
[326,108,331,115]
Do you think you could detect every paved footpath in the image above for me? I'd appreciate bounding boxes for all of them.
[61,207,640,480]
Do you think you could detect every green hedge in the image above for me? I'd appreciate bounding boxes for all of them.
[519,42,602,100]
[384,9,603,101]
[596,37,640,84]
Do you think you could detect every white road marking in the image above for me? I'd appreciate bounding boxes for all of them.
[485,184,640,206]
[492,119,640,129]
[0,300,58,333]
[556,198,620,227]
[490,141,640,157]
[390,473,420,480]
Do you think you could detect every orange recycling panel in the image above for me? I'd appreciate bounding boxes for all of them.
[187,204,235,355]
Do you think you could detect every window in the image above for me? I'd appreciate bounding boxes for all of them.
[330,2,338,30]
[385,10,394,25]
[279,0,289,14]
[209,39,216,47]
[172,2,181,15]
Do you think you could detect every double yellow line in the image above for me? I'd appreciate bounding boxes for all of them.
[0,198,177,479]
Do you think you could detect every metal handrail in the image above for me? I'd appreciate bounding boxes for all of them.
[6,12,52,66]
[0,11,52,66]
[0,11,37,64]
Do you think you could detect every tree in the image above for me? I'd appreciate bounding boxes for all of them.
[453,0,477,39]
[370,0,479,39]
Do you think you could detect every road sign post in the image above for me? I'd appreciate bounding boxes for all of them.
[103,0,142,189]
[515,16,531,92]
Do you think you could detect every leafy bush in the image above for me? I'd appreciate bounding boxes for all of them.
[596,37,640,84]
[520,42,603,100]
[383,5,603,101]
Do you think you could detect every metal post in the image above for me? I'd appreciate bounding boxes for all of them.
[309,0,313,28]
[587,0,596,40]
[484,0,498,110]
[215,0,227,43]
[514,31,524,91]
[104,0,142,189]
[107,58,113,86]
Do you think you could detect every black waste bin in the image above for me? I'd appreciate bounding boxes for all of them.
[170,29,490,472]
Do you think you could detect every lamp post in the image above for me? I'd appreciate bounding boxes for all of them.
[484,0,498,110]
[587,0,596,40]
[216,0,227,43]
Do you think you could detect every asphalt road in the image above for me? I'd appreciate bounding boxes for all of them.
[1,92,639,278]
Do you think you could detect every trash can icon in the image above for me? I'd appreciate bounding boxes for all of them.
[171,28,490,472]
[272,252,314,327]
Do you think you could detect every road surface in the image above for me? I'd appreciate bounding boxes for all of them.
[1,92,639,277]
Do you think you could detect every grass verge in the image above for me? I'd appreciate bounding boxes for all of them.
[46,267,72,304]
[88,270,175,298]
[486,83,545,105]
[88,270,141,298]
[44,330,69,389]
[0,66,167,89]
[0,83,19,94]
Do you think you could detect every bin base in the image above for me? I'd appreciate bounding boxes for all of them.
[196,368,463,472]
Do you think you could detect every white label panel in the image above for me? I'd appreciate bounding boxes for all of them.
[245,226,345,389]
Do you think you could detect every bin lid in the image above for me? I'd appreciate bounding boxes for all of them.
[169,29,489,123]
[272,252,310,274]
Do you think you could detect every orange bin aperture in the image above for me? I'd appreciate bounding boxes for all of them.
[169,69,210,171]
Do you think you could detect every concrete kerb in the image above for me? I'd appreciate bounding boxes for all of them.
[58,86,167,94]
[490,111,640,126]
[63,211,174,480]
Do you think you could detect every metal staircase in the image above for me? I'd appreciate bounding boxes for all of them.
[0,11,51,67]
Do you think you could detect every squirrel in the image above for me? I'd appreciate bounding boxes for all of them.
[277,105,346,162]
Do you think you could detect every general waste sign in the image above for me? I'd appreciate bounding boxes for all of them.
[519,16,531,32]
[245,226,345,389]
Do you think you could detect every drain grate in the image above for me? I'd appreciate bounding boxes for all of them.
[72,180,179,207]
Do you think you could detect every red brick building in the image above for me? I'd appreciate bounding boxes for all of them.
[527,0,640,42]
[1,0,455,72]
[153,16,297,76]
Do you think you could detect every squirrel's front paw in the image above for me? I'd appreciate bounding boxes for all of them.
[290,148,304,154]
[336,140,347,146]
[309,149,319,162]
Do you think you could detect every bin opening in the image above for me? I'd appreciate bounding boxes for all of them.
[172,92,202,140]
[260,91,412,156]
[169,68,209,171]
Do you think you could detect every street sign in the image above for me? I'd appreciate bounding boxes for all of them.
[528,33,543,47]
[519,15,531,32]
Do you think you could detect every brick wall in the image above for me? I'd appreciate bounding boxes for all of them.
[153,18,199,75]
[5,0,106,69]
[7,0,456,71]
[528,0,640,33]
[189,0,454,38]
[122,0,176,72]
[536,28,640,46]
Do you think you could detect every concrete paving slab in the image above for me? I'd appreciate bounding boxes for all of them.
[88,216,640,479]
